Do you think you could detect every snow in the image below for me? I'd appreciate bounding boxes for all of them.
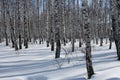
[0,41,120,80]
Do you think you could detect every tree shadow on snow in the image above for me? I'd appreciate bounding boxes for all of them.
[68,77,86,80]
[106,78,120,80]
[93,51,116,59]
[27,76,48,80]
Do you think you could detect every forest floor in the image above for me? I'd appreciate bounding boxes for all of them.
[0,41,120,80]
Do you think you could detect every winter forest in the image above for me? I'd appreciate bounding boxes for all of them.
[0,0,120,80]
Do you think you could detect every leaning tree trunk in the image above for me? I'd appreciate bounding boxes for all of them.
[54,0,61,58]
[82,0,94,79]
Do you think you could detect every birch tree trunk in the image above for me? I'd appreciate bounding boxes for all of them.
[23,0,28,48]
[71,0,75,52]
[46,0,50,47]
[17,0,22,49]
[6,0,18,50]
[82,0,94,79]
[111,0,120,60]
[54,0,61,58]
[99,0,103,46]
[77,0,82,47]
[2,0,8,46]
[50,0,55,51]
[94,0,99,45]
[116,0,120,60]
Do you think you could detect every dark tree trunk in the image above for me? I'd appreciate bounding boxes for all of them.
[54,0,61,58]
[3,0,8,46]
[71,0,75,52]
[79,39,82,47]
[23,0,28,48]
[109,38,112,49]
[51,40,54,51]
[100,38,103,46]
[109,29,113,49]
[72,39,75,52]
[5,32,9,46]
[6,0,18,50]
[11,34,14,48]
[19,35,22,49]
[17,0,22,49]
[111,0,120,60]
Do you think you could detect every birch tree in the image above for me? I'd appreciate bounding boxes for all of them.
[54,0,61,58]
[2,0,9,46]
[17,0,22,49]
[6,0,18,50]
[23,0,28,48]
[110,0,120,60]
[82,0,94,79]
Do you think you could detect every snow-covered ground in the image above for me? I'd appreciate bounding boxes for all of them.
[0,41,120,80]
